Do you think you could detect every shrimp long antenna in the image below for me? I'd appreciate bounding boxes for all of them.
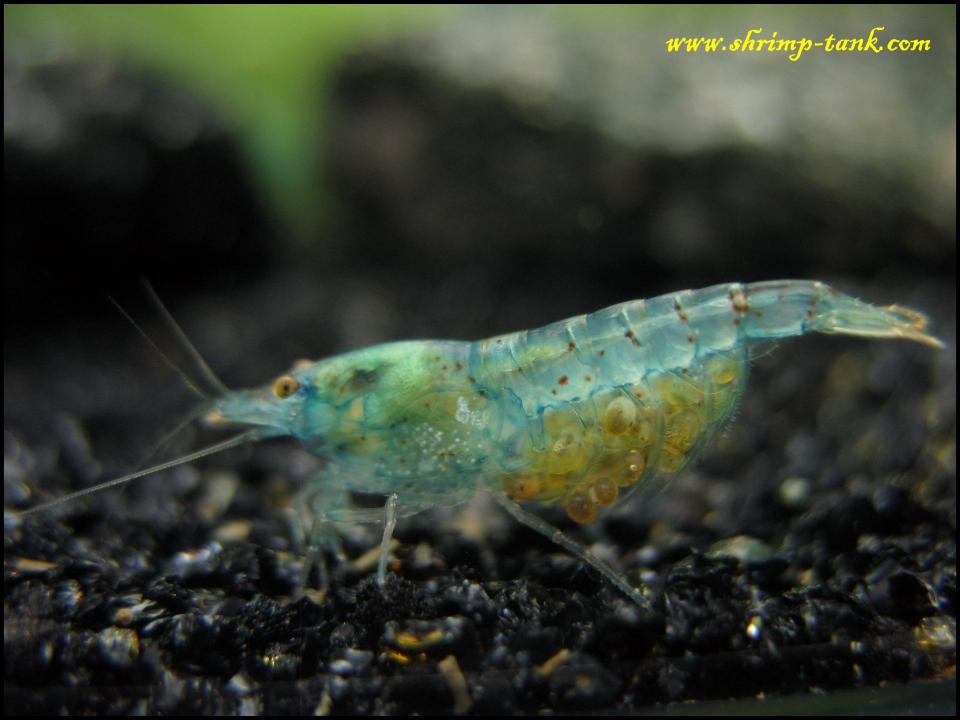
[15,430,261,518]
[142,279,231,396]
[108,296,209,401]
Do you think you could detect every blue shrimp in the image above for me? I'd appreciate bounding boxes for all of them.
[17,280,944,606]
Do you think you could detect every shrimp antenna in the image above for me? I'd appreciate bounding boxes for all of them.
[15,429,261,518]
[107,296,209,401]
[141,279,231,396]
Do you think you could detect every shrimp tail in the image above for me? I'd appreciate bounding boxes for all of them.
[738,280,945,349]
[807,299,945,348]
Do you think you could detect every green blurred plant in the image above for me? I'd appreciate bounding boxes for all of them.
[4,4,446,238]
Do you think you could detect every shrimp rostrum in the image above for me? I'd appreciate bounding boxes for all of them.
[20,280,944,606]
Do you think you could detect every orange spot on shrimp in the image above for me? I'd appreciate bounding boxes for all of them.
[558,375,569,385]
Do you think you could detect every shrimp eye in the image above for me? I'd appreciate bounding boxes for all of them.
[272,375,300,399]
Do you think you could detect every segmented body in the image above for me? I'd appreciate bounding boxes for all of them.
[212,279,940,533]
[313,293,747,526]
[18,279,940,604]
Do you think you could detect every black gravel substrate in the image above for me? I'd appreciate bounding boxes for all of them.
[4,269,955,715]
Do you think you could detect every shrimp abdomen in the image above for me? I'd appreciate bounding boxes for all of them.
[474,280,941,524]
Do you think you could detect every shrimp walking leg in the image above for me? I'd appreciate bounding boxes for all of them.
[293,479,359,592]
[292,502,341,593]
[489,490,650,609]
[296,481,407,590]
[377,493,399,586]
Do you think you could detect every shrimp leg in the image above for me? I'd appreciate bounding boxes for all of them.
[296,475,404,592]
[377,493,399,586]
[295,474,384,592]
[489,490,651,609]
[291,484,346,592]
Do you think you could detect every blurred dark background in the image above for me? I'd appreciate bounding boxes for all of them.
[4,6,955,357]
[4,5,956,715]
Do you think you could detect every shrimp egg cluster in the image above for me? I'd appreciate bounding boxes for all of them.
[500,350,743,524]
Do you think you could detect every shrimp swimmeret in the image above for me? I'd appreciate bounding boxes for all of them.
[16,280,944,606]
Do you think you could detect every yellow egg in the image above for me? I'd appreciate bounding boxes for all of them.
[602,396,636,435]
